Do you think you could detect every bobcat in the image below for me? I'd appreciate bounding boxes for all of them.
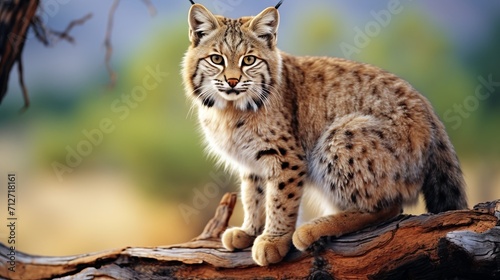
[182,3,467,266]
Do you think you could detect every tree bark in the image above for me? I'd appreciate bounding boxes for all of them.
[1,193,499,279]
[0,0,39,107]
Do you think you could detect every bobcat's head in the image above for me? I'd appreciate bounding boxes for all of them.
[182,4,282,111]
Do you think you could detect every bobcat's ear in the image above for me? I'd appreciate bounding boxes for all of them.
[188,4,219,46]
[249,7,279,47]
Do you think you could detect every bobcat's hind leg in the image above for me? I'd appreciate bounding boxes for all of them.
[292,204,401,251]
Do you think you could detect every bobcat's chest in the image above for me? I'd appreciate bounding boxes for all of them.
[199,108,266,174]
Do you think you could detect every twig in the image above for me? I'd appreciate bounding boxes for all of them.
[104,0,156,88]
[141,0,157,16]
[31,13,93,46]
[51,13,93,44]
[17,55,30,112]
[104,0,120,88]
[31,16,50,46]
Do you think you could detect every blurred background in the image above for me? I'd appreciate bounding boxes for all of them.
[0,0,499,256]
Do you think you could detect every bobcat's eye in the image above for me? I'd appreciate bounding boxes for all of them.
[210,54,224,65]
[242,55,256,66]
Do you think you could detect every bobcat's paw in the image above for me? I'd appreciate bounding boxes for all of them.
[221,228,255,251]
[252,233,292,266]
[292,223,319,251]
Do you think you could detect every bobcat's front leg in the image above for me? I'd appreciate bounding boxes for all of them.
[252,164,306,266]
[222,174,265,250]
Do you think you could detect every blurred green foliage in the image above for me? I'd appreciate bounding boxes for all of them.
[283,8,500,158]
[355,10,478,153]
[32,25,215,199]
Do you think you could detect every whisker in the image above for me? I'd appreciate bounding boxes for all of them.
[248,86,272,113]
[251,82,280,112]
[186,85,215,118]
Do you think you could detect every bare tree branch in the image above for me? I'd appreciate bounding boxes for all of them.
[1,0,156,108]
[31,13,93,46]
[104,0,157,88]
[1,1,91,109]
[0,0,39,108]
[31,15,50,46]
[50,13,93,44]
[17,55,29,112]
[142,0,157,16]
[104,0,120,88]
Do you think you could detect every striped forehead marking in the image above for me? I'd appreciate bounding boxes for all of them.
[221,18,245,53]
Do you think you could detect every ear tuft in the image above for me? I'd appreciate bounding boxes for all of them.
[188,4,219,45]
[249,7,279,46]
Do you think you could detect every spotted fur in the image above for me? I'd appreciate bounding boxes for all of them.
[182,4,467,266]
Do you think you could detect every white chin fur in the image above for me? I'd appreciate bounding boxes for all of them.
[218,92,243,101]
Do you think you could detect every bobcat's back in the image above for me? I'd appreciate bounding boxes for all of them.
[276,54,467,212]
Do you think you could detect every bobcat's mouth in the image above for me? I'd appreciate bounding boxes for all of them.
[226,89,241,95]
[219,88,245,101]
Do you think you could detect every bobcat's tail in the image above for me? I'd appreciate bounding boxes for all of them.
[422,121,468,213]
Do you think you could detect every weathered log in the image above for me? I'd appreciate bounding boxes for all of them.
[0,193,499,279]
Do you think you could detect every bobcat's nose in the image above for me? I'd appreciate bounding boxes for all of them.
[226,77,240,88]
